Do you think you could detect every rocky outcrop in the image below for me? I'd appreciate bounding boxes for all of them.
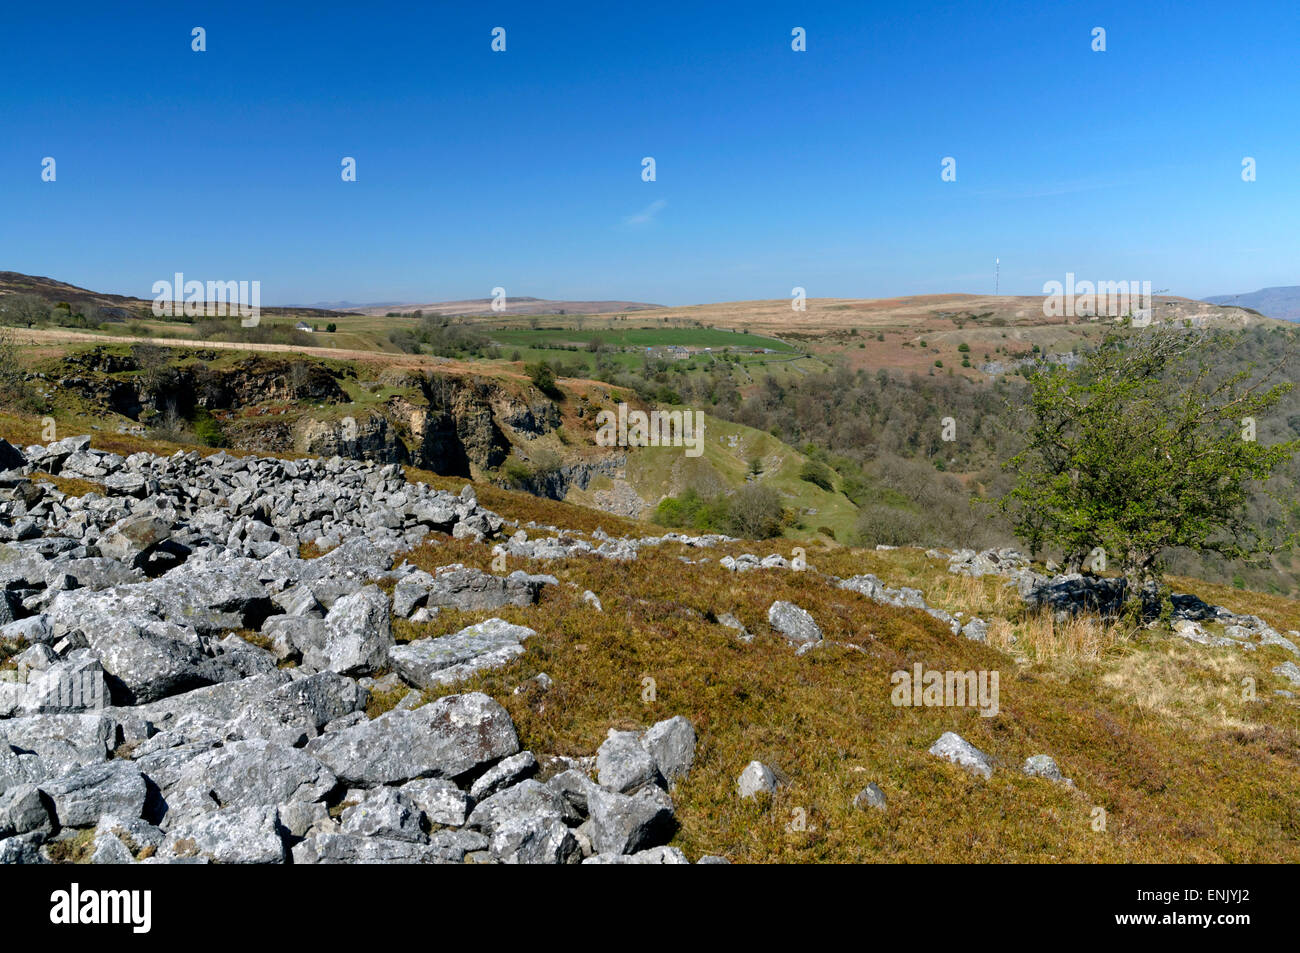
[294,414,409,465]
[0,435,714,864]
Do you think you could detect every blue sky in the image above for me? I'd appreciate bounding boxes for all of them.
[2,0,1298,306]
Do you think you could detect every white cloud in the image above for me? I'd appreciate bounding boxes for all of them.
[624,198,667,227]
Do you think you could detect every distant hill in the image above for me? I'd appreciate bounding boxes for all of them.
[347,297,664,317]
[0,271,354,321]
[1204,286,1300,321]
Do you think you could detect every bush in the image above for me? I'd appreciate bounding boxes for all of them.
[852,503,927,547]
[725,484,786,540]
[527,362,562,398]
[799,459,835,491]
[192,410,228,448]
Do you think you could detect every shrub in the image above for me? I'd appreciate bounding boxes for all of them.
[799,459,835,491]
[527,362,562,398]
[192,410,228,448]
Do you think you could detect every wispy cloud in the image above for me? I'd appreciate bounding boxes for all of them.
[624,198,667,227]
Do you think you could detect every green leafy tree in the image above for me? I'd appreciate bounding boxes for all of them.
[998,325,1298,615]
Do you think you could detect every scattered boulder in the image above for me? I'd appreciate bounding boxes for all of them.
[928,732,993,779]
[767,601,822,644]
[852,783,887,812]
[737,760,780,799]
[597,730,662,794]
[1022,754,1073,786]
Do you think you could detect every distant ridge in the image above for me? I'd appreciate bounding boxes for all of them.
[342,297,665,317]
[1204,286,1300,321]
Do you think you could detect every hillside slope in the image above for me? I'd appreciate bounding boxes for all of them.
[1,423,1297,863]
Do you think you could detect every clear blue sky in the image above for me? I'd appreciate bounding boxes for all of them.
[3,0,1298,306]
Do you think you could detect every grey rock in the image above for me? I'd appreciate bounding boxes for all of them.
[852,782,887,812]
[737,760,779,799]
[468,779,576,833]
[2,615,55,645]
[469,750,537,801]
[340,787,426,843]
[275,800,333,839]
[1273,661,1300,688]
[40,761,148,828]
[304,585,393,675]
[717,612,752,642]
[641,716,696,786]
[97,515,171,567]
[1023,754,1072,785]
[90,830,137,864]
[584,846,689,864]
[767,601,822,644]
[546,768,601,817]
[17,656,108,714]
[388,618,535,689]
[0,784,54,837]
[228,671,369,746]
[0,831,47,863]
[159,805,286,864]
[597,729,662,794]
[587,784,674,855]
[397,777,471,827]
[292,828,484,864]
[144,740,336,817]
[489,815,580,864]
[91,815,164,864]
[423,566,549,612]
[306,692,519,786]
[929,732,994,779]
[0,713,116,781]
[0,438,25,472]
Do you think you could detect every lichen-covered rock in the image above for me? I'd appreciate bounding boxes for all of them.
[388,619,534,689]
[737,760,779,799]
[929,732,993,779]
[159,806,286,864]
[304,585,393,676]
[306,692,519,786]
[767,601,822,644]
